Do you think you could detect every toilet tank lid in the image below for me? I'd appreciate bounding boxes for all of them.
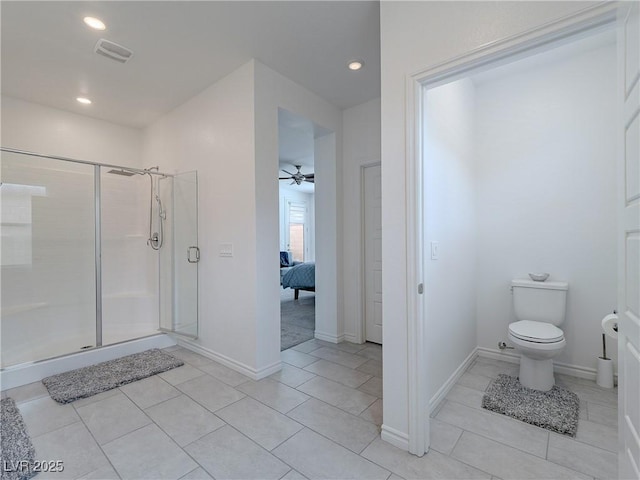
[512,279,568,291]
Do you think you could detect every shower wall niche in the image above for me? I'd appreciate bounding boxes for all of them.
[0,149,198,369]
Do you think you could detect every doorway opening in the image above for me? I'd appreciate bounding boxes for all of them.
[404,7,627,458]
[278,109,319,351]
[363,163,382,344]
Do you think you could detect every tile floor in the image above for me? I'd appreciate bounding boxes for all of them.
[3,343,618,480]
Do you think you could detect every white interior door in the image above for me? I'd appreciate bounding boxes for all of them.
[618,3,640,479]
[364,164,383,344]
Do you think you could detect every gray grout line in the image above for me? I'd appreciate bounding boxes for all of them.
[71,402,124,479]
[443,434,496,479]
[143,404,225,479]
[301,364,374,388]
[357,428,381,455]
[178,467,201,480]
[283,394,382,446]
[179,416,227,450]
[292,380,378,417]
[545,430,550,460]
[447,424,598,480]
[447,421,465,455]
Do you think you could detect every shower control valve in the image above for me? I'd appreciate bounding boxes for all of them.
[148,233,160,249]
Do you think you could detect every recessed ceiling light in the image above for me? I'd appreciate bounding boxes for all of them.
[348,60,364,71]
[76,97,92,105]
[83,16,106,30]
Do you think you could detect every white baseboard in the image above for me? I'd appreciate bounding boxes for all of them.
[476,347,617,381]
[177,340,282,380]
[381,424,409,451]
[314,330,345,344]
[476,347,520,364]
[343,333,360,344]
[429,347,478,414]
[1,334,176,391]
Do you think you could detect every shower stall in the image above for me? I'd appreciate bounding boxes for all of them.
[0,148,199,370]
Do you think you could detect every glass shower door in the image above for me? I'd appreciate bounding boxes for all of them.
[159,171,198,338]
[1,151,96,367]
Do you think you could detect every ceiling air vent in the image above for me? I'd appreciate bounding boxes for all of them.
[94,39,133,64]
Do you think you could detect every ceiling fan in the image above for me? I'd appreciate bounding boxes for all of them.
[279,165,314,185]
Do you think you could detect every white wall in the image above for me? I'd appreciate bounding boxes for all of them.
[1,96,142,166]
[143,62,261,373]
[143,60,342,375]
[342,98,381,343]
[475,40,618,371]
[279,185,315,261]
[312,133,342,342]
[423,79,477,402]
[380,0,601,450]
[254,60,343,361]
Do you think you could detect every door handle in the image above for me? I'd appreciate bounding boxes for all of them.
[187,246,200,263]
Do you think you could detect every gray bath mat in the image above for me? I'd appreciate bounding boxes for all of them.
[482,374,580,436]
[1,398,37,480]
[42,349,184,404]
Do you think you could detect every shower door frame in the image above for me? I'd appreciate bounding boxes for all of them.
[157,171,199,340]
[0,146,185,357]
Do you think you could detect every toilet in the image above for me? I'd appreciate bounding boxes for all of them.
[508,278,569,391]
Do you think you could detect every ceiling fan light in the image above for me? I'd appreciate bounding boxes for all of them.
[279,164,314,187]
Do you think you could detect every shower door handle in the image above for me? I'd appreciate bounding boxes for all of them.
[187,246,200,263]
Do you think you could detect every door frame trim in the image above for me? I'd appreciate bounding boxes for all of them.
[360,162,382,344]
[404,2,618,456]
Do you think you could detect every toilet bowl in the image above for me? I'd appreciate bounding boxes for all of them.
[508,320,566,391]
[509,279,569,391]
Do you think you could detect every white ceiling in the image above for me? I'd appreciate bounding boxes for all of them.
[1,1,380,129]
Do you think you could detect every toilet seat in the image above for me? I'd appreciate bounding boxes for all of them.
[508,320,564,343]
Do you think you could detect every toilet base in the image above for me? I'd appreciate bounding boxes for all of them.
[518,356,555,391]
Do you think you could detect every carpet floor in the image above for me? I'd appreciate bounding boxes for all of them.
[482,374,580,436]
[281,288,315,351]
[42,349,184,404]
[1,398,36,480]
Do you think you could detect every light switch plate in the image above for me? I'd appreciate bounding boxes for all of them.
[430,241,439,260]
[219,243,233,257]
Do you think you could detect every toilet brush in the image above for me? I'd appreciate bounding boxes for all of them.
[597,333,614,388]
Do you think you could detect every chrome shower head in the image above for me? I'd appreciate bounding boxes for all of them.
[107,169,137,177]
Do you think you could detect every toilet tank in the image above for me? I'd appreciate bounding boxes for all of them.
[512,279,568,326]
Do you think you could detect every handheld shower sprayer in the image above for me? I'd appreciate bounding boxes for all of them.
[146,171,165,250]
